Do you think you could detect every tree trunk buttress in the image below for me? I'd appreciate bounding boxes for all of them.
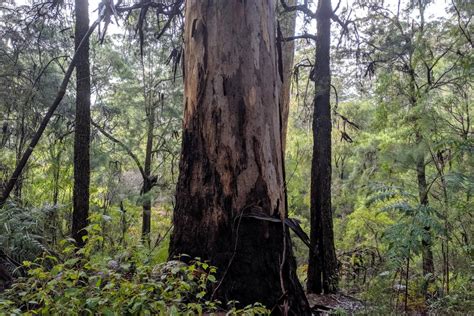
[169,1,310,314]
[72,0,91,247]
[307,0,339,294]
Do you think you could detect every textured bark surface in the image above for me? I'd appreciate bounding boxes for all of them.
[307,0,339,294]
[169,1,309,313]
[278,0,297,152]
[72,0,91,247]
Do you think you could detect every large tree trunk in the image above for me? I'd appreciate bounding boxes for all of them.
[169,1,310,313]
[307,0,339,294]
[278,0,297,152]
[72,0,91,247]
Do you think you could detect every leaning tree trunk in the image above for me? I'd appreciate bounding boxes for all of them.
[72,0,91,247]
[169,1,310,313]
[307,0,339,294]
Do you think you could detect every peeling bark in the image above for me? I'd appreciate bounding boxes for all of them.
[169,1,309,313]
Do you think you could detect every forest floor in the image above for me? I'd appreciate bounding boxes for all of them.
[307,293,365,314]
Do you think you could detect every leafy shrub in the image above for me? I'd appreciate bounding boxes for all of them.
[0,220,270,315]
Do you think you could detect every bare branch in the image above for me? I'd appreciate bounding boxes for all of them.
[282,33,317,42]
[92,120,146,180]
[279,0,317,19]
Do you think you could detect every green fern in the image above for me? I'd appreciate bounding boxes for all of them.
[0,202,55,263]
[366,184,443,265]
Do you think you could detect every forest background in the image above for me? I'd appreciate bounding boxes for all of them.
[0,0,472,314]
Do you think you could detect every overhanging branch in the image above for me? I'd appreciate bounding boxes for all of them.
[91,120,146,180]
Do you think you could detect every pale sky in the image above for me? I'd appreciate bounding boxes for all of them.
[95,0,451,35]
[11,0,452,41]
[13,0,451,28]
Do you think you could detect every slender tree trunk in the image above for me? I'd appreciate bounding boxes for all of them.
[405,254,410,313]
[307,0,338,294]
[0,21,98,208]
[417,159,434,271]
[415,147,435,298]
[142,99,155,243]
[410,57,434,297]
[440,170,450,295]
[169,1,310,313]
[71,0,91,247]
[278,0,297,152]
[51,145,63,245]
[14,112,26,200]
[409,2,435,295]
[119,201,127,246]
[431,149,450,295]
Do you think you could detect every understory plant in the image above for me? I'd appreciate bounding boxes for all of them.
[0,218,269,315]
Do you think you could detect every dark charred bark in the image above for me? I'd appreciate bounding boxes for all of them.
[169,1,310,314]
[72,0,91,247]
[307,0,339,294]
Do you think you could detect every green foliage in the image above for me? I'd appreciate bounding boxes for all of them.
[0,221,270,315]
[0,202,55,264]
[428,274,474,314]
[0,0,472,314]
[365,184,443,263]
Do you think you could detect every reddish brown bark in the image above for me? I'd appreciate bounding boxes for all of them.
[169,1,309,313]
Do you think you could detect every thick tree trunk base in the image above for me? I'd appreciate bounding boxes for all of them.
[170,214,309,314]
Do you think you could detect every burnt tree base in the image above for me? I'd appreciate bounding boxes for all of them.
[170,216,310,315]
